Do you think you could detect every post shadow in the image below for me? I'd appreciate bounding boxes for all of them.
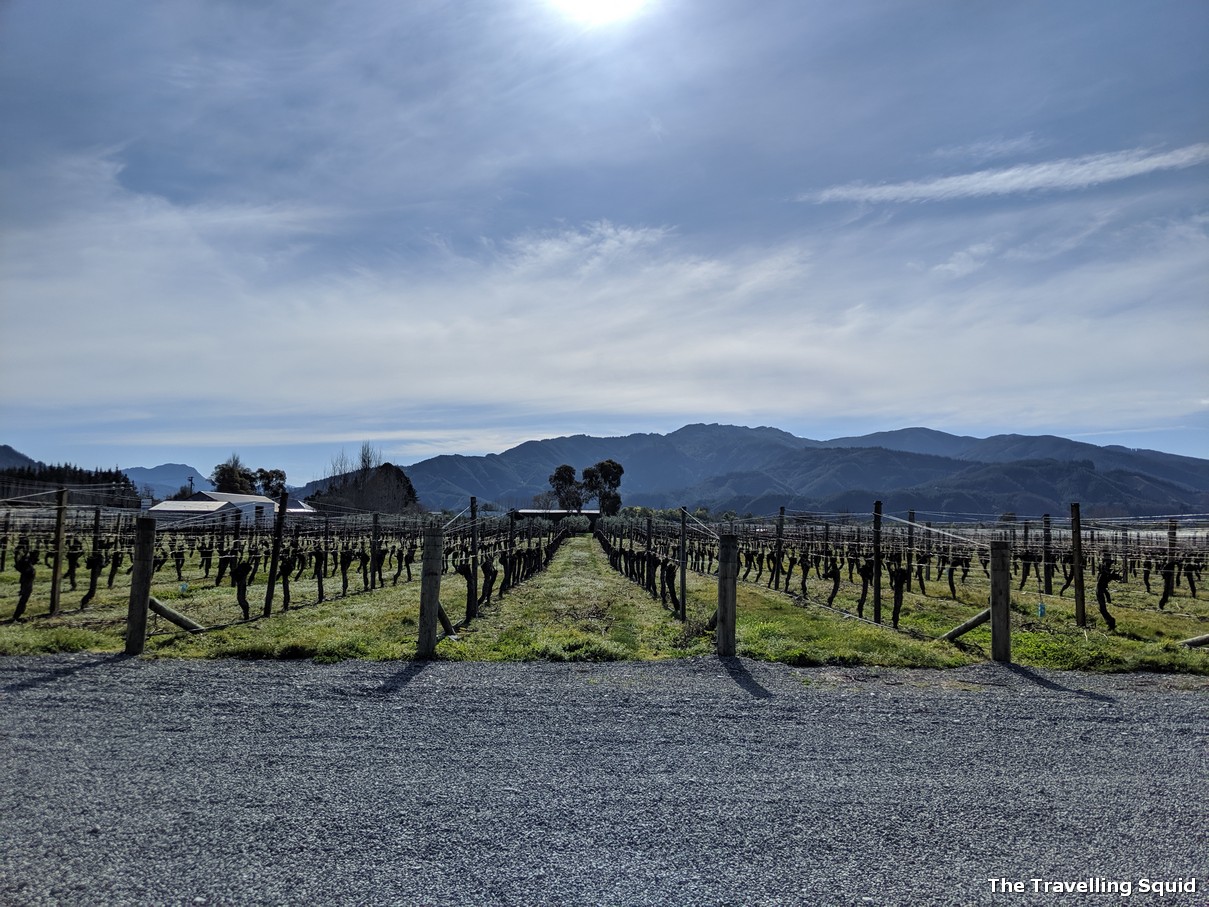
[720,655,773,700]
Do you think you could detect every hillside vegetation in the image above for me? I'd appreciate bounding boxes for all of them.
[402,424,1209,515]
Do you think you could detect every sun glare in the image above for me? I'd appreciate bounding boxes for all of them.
[547,0,648,27]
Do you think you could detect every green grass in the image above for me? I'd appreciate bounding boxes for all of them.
[440,537,711,661]
[1,536,1206,673]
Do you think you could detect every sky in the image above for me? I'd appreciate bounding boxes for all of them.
[1,0,1207,484]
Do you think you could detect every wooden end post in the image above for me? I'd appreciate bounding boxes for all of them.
[990,539,1011,663]
[872,500,883,624]
[125,516,156,656]
[149,597,206,632]
[417,526,444,658]
[940,607,991,642]
[717,533,738,656]
[1042,513,1053,595]
[678,506,687,621]
[1071,503,1086,627]
[467,496,479,621]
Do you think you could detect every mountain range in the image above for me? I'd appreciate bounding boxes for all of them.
[119,464,216,500]
[6,424,1208,518]
[400,424,1209,518]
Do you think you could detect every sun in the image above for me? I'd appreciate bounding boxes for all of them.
[547,0,648,27]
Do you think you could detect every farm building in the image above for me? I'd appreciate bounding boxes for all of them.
[286,499,319,518]
[149,494,316,527]
[146,499,240,525]
[510,508,601,529]
[188,491,278,527]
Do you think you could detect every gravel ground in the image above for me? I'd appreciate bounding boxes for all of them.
[0,655,1205,907]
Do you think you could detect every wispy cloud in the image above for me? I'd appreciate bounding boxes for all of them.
[931,241,997,278]
[3,0,1208,469]
[811,144,1209,204]
[929,134,1044,165]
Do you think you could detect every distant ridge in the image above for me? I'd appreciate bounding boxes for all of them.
[404,424,1209,517]
[122,463,215,500]
[0,445,42,471]
[7,427,1206,517]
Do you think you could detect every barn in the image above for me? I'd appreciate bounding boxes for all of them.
[510,508,602,529]
[146,499,241,525]
[188,491,278,527]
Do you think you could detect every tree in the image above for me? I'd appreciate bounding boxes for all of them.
[307,443,420,514]
[548,464,584,511]
[325,442,383,491]
[328,449,354,484]
[546,460,625,515]
[255,468,288,500]
[210,453,256,494]
[582,458,624,516]
[531,490,558,509]
[357,442,382,488]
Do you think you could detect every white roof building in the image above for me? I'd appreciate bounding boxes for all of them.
[147,499,241,525]
[188,491,277,527]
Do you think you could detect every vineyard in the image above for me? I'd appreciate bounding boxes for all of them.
[1,484,1207,673]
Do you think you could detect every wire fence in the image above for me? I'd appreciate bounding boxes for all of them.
[3,495,1206,654]
[0,499,565,634]
[594,502,1209,644]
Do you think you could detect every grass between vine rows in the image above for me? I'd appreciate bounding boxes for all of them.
[1,535,1206,673]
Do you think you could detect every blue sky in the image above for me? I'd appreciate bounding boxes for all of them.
[1,0,1206,483]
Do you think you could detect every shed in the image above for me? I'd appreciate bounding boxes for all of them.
[188,491,278,527]
[147,499,240,526]
[510,508,602,530]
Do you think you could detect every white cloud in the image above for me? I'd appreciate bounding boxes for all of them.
[6,158,1204,454]
[4,2,1208,469]
[931,241,998,278]
[811,144,1209,204]
[929,134,1044,165]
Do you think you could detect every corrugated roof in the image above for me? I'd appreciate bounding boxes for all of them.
[149,500,237,513]
[512,508,601,515]
[191,491,276,506]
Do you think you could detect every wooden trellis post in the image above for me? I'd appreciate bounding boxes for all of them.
[1042,513,1053,595]
[678,506,687,621]
[467,496,479,621]
[716,534,738,656]
[872,500,882,624]
[645,515,655,597]
[416,526,454,656]
[1071,503,1086,626]
[773,506,785,591]
[370,511,381,591]
[125,517,156,656]
[49,488,68,616]
[990,540,1011,663]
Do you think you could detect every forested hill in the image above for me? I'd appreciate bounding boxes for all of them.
[403,424,1209,517]
[0,445,40,471]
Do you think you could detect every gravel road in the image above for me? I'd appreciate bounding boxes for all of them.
[1,655,1205,906]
